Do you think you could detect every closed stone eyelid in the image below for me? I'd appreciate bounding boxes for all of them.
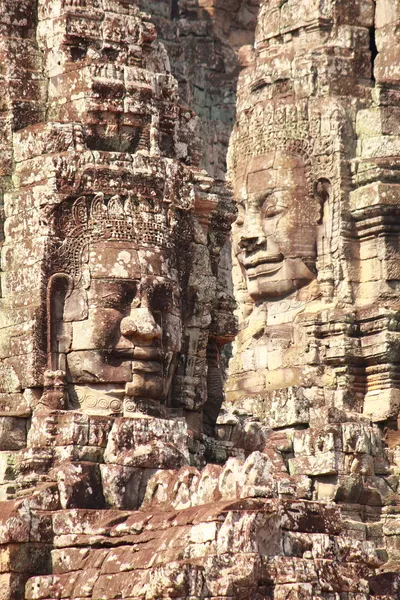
[101,301,124,310]
[262,201,287,215]
[102,292,126,300]
[100,293,133,308]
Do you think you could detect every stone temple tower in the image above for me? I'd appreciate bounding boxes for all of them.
[0,0,235,430]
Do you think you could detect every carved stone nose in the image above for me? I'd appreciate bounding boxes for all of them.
[239,233,266,251]
[238,210,267,251]
[120,307,162,341]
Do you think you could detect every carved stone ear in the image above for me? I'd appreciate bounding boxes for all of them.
[47,274,73,373]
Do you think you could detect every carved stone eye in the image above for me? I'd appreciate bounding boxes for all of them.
[101,294,127,310]
[146,283,173,313]
[262,192,288,218]
[262,200,285,218]
[99,283,137,310]
[263,204,281,218]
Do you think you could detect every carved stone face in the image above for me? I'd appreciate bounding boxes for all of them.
[232,151,320,301]
[63,240,181,414]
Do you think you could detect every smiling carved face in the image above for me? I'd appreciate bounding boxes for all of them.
[232,151,321,301]
[64,240,181,414]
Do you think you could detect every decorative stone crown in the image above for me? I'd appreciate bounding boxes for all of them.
[53,192,176,281]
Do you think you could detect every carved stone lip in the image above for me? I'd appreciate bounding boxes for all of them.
[244,254,284,278]
[246,263,283,278]
[112,347,162,361]
[243,252,283,268]
[131,359,163,374]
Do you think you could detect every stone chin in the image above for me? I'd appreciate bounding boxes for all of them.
[67,349,167,412]
[245,258,316,301]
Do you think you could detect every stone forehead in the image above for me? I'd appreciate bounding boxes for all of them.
[234,149,312,201]
[88,243,142,280]
[244,150,309,172]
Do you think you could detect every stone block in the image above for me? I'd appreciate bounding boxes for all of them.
[0,501,31,544]
[315,558,370,592]
[0,543,51,575]
[100,464,151,510]
[0,418,26,451]
[218,457,243,500]
[239,451,277,499]
[55,462,105,509]
[364,389,400,422]
[195,463,222,505]
[342,423,371,454]
[141,469,177,509]
[274,582,314,599]
[261,387,310,429]
[104,417,189,468]
[369,572,400,597]
[87,415,114,447]
[170,466,201,510]
[0,452,16,484]
[289,451,342,477]
[0,573,30,600]
[25,574,59,600]
[375,0,400,27]
[190,521,217,544]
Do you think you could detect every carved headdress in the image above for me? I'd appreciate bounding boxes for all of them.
[51,191,182,283]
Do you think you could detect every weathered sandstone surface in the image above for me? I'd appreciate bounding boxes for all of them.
[0,1,399,599]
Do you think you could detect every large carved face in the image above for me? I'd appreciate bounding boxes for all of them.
[232,151,320,301]
[65,242,180,414]
[52,193,184,415]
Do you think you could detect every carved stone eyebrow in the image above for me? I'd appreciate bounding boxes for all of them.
[250,190,273,205]
[102,292,125,299]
